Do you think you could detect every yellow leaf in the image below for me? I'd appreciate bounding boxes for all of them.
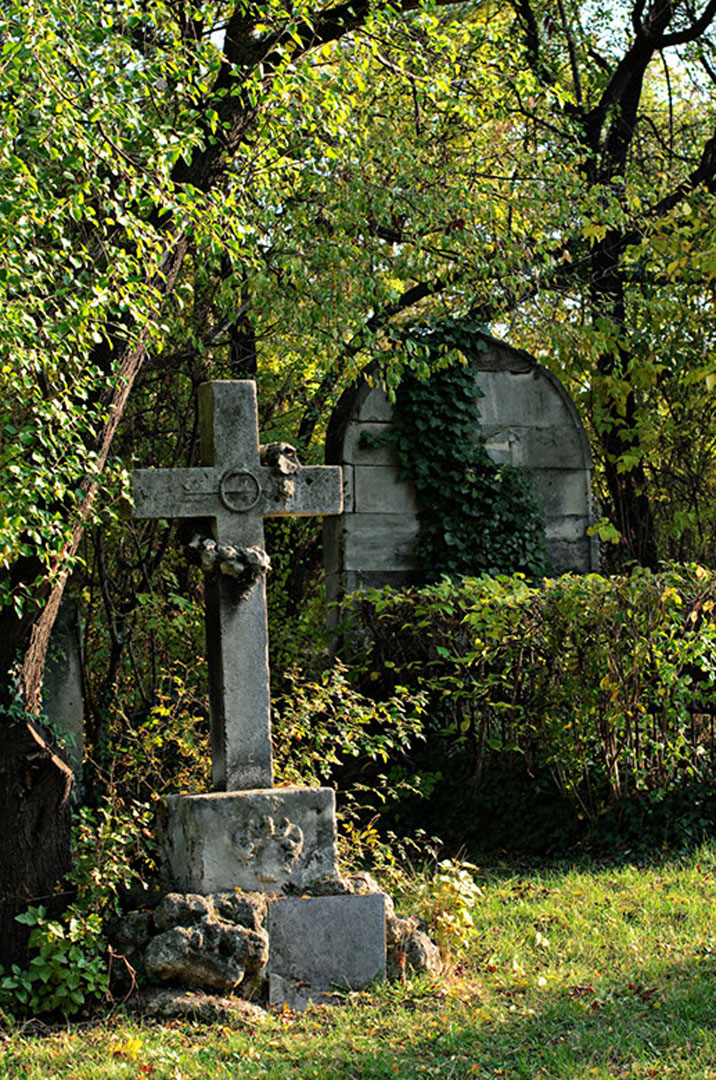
[120,1037,143,1060]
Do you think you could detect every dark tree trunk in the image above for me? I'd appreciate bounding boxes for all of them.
[590,235,659,567]
[599,421,659,567]
[228,312,258,379]
[0,720,73,969]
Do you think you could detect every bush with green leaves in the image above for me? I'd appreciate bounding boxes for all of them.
[412,858,483,961]
[0,799,155,1020]
[350,565,716,847]
[272,660,428,860]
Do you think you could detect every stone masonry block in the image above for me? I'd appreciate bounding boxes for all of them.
[546,537,599,574]
[473,371,571,428]
[528,468,592,519]
[341,422,397,466]
[349,386,395,423]
[544,514,591,543]
[343,514,419,573]
[268,894,386,1006]
[162,788,339,894]
[353,466,417,515]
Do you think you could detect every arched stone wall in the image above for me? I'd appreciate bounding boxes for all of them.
[324,334,598,606]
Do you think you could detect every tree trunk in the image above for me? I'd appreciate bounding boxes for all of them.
[599,421,659,567]
[0,719,73,969]
[590,236,659,567]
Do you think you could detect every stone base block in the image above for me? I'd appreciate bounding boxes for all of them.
[268,974,342,1010]
[161,788,339,894]
[267,894,386,1009]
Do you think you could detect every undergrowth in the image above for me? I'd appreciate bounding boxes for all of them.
[346,564,716,855]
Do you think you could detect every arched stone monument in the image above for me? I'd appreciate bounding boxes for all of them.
[324,334,598,606]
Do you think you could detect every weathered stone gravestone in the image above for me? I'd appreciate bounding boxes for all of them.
[324,334,598,605]
[131,381,388,1006]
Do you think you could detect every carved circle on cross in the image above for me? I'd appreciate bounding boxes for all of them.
[219,469,262,513]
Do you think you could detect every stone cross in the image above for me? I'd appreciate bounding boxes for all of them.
[132,381,342,792]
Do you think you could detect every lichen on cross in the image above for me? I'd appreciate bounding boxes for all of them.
[131,381,343,792]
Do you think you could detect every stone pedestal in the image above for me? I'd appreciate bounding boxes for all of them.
[161,788,339,894]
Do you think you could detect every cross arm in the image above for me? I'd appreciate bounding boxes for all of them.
[263,465,343,518]
[132,467,221,521]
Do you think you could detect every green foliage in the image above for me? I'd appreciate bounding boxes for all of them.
[264,517,334,692]
[80,525,211,801]
[411,858,483,961]
[273,660,426,786]
[0,799,155,1019]
[106,658,211,802]
[0,908,108,1019]
[273,661,427,855]
[70,801,156,914]
[385,339,547,580]
[351,565,716,847]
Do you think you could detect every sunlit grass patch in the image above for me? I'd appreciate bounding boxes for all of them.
[2,847,716,1079]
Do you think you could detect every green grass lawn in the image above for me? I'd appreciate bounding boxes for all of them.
[3,847,716,1079]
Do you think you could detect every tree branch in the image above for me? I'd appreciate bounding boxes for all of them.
[660,0,716,45]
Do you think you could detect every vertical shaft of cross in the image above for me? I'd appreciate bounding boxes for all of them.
[205,572,273,791]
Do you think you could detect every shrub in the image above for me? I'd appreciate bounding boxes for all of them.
[0,799,155,1019]
[272,661,428,857]
[348,565,716,847]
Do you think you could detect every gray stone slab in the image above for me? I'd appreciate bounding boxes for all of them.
[482,429,515,465]
[473,371,574,428]
[205,573,273,791]
[544,515,591,543]
[322,517,346,579]
[528,469,592,519]
[344,569,420,592]
[342,464,355,514]
[162,788,339,894]
[546,537,599,574]
[480,425,590,469]
[351,386,395,423]
[511,427,591,470]
[43,601,84,783]
[268,894,386,999]
[343,515,419,572]
[472,341,532,373]
[353,466,417,514]
[324,571,342,621]
[341,421,397,466]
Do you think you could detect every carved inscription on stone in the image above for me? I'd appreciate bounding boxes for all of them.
[233,815,305,882]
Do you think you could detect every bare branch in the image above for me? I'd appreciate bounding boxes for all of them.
[556,0,583,106]
[647,129,716,214]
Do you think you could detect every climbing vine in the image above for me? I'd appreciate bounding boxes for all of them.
[389,322,547,580]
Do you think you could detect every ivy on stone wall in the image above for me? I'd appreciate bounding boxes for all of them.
[389,322,547,580]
